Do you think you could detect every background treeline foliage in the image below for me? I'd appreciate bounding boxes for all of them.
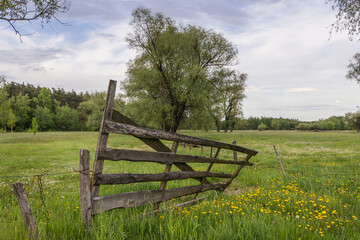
[0,79,123,132]
[0,78,358,132]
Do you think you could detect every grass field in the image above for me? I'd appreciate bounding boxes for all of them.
[0,130,359,239]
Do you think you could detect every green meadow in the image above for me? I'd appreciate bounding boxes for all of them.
[0,130,359,239]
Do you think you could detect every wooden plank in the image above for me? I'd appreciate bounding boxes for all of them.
[154,141,179,211]
[233,139,238,161]
[134,197,206,219]
[79,149,92,226]
[159,141,179,190]
[93,171,234,185]
[225,154,253,187]
[273,145,286,178]
[200,148,221,183]
[98,148,253,166]
[104,120,258,156]
[91,80,117,198]
[12,182,38,239]
[173,197,205,208]
[111,110,205,182]
[92,183,227,213]
[196,148,221,198]
[112,110,171,152]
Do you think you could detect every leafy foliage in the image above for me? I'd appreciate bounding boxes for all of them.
[35,106,54,131]
[0,0,70,38]
[124,7,240,133]
[327,0,360,40]
[345,110,360,132]
[257,123,268,131]
[0,78,356,133]
[30,117,38,135]
[346,52,360,84]
[0,80,11,132]
[54,105,79,131]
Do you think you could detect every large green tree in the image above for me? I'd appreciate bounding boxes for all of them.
[345,110,360,132]
[9,93,31,131]
[124,7,239,133]
[77,92,125,131]
[36,88,52,110]
[6,108,16,132]
[218,70,246,132]
[0,78,11,132]
[77,92,106,131]
[34,106,54,131]
[54,105,79,131]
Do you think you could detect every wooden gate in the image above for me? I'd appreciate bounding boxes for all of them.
[79,80,258,225]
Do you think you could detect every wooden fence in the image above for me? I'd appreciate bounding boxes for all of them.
[79,80,258,226]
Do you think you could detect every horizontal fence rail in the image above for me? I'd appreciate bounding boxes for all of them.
[104,121,258,156]
[99,148,254,165]
[92,183,228,214]
[93,171,235,185]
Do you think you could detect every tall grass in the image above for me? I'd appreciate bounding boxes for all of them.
[0,131,359,239]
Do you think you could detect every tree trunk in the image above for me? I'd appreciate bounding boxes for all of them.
[170,119,180,133]
[20,116,24,132]
[170,102,186,133]
[230,121,235,132]
[162,122,171,132]
[215,120,220,132]
[224,121,229,133]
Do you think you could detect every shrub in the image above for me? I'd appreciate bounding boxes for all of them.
[257,123,268,131]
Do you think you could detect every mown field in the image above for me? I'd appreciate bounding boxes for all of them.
[0,130,359,239]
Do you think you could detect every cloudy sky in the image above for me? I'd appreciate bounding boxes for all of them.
[1,0,359,121]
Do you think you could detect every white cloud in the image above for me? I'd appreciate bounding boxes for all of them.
[285,88,316,93]
[1,0,359,120]
[246,85,267,93]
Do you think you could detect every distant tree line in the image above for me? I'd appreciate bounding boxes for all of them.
[0,78,359,133]
[215,115,358,132]
[0,78,124,133]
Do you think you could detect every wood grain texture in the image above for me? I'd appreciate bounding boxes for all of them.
[111,110,204,181]
[12,182,38,239]
[104,120,258,156]
[79,149,92,226]
[93,171,234,185]
[99,148,253,166]
[93,183,227,213]
[92,80,117,198]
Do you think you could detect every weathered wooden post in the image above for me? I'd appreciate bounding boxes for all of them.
[233,139,238,161]
[12,182,38,239]
[79,149,92,226]
[273,145,286,178]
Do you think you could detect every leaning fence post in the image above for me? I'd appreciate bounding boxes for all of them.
[79,149,92,226]
[233,139,238,161]
[12,182,38,239]
[273,145,286,178]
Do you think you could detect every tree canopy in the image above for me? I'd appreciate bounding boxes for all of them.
[123,7,242,133]
[346,52,360,84]
[0,0,70,38]
[345,110,360,132]
[327,0,360,40]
